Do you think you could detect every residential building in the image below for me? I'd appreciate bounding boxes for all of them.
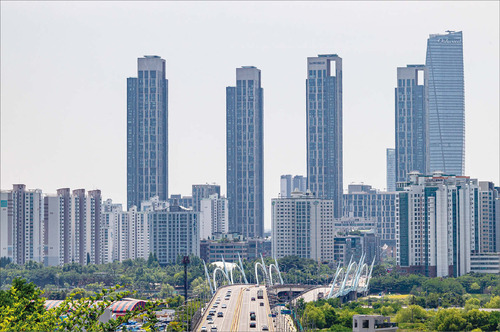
[352,315,398,332]
[271,191,335,262]
[192,184,220,212]
[127,55,168,209]
[334,231,380,266]
[149,205,199,265]
[199,194,228,240]
[470,253,500,274]
[44,195,65,266]
[280,175,307,198]
[343,184,398,242]
[226,66,264,238]
[386,148,396,192]
[397,172,478,277]
[476,182,499,253]
[426,31,465,175]
[168,194,193,209]
[306,54,343,217]
[1,185,44,265]
[395,65,428,184]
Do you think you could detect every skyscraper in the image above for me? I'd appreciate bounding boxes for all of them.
[306,54,343,217]
[395,65,428,183]
[226,66,264,238]
[386,148,396,192]
[426,31,465,175]
[127,56,168,209]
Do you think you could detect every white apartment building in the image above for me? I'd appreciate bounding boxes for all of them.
[272,190,335,262]
[0,185,44,265]
[397,172,478,277]
[199,194,228,239]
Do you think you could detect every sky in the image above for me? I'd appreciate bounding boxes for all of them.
[1,1,499,230]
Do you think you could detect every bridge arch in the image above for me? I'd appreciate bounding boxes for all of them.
[213,267,232,291]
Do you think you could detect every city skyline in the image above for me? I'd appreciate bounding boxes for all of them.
[1,2,499,230]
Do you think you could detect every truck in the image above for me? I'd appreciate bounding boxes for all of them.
[257,289,264,299]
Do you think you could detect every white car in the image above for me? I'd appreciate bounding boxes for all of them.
[201,327,208,332]
[221,304,227,309]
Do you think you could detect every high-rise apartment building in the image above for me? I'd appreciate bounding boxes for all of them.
[386,148,396,192]
[426,31,465,175]
[199,194,228,239]
[476,182,499,253]
[280,175,307,198]
[226,66,264,238]
[271,191,336,262]
[395,65,428,184]
[343,184,398,242]
[1,185,44,265]
[127,55,168,209]
[306,54,343,217]
[192,184,220,212]
[397,172,477,277]
[149,205,199,264]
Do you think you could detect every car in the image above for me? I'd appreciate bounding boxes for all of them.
[261,326,269,331]
[207,316,213,321]
[260,302,264,306]
[217,297,221,301]
[201,327,207,332]
[217,312,224,317]
[251,297,256,301]
[209,310,215,316]
[224,296,230,300]
[221,304,227,309]
[246,288,250,291]
[208,320,214,324]
[210,326,217,332]
[249,322,256,328]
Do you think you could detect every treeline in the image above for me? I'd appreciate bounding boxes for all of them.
[295,298,500,331]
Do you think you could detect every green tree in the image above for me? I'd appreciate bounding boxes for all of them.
[485,295,500,308]
[464,297,480,311]
[395,305,428,323]
[433,309,467,332]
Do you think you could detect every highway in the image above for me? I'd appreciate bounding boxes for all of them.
[196,284,275,332]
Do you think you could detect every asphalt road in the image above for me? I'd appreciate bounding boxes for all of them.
[197,284,275,332]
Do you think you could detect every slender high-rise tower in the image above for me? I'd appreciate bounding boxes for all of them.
[306,54,343,217]
[386,148,396,192]
[395,65,428,183]
[127,56,168,209]
[226,66,264,238]
[426,31,465,175]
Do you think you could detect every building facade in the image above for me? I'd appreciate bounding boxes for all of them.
[192,184,220,212]
[397,172,478,277]
[149,205,199,265]
[386,148,396,192]
[343,184,398,242]
[306,54,343,218]
[395,65,428,184]
[127,55,168,209]
[280,175,307,198]
[476,182,499,253]
[199,194,228,240]
[226,66,264,238]
[272,191,335,262]
[426,31,465,176]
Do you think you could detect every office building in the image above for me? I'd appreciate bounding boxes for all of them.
[226,66,264,238]
[395,65,428,184]
[127,55,168,209]
[426,31,465,175]
[168,194,193,209]
[149,205,199,264]
[192,184,220,212]
[397,172,478,277]
[271,191,335,262]
[343,184,397,242]
[386,148,396,192]
[470,253,500,274]
[306,54,343,217]
[199,194,228,240]
[280,175,307,198]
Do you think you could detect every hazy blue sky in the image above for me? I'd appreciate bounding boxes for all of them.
[1,1,498,229]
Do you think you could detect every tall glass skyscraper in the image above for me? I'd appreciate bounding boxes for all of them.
[127,56,168,209]
[386,148,396,192]
[395,65,428,183]
[306,54,343,217]
[426,31,465,175]
[226,66,264,238]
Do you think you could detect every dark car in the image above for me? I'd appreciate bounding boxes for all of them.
[260,302,264,306]
[249,322,256,328]
[251,297,256,301]
[217,312,223,317]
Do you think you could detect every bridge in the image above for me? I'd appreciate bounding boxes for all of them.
[193,254,374,330]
